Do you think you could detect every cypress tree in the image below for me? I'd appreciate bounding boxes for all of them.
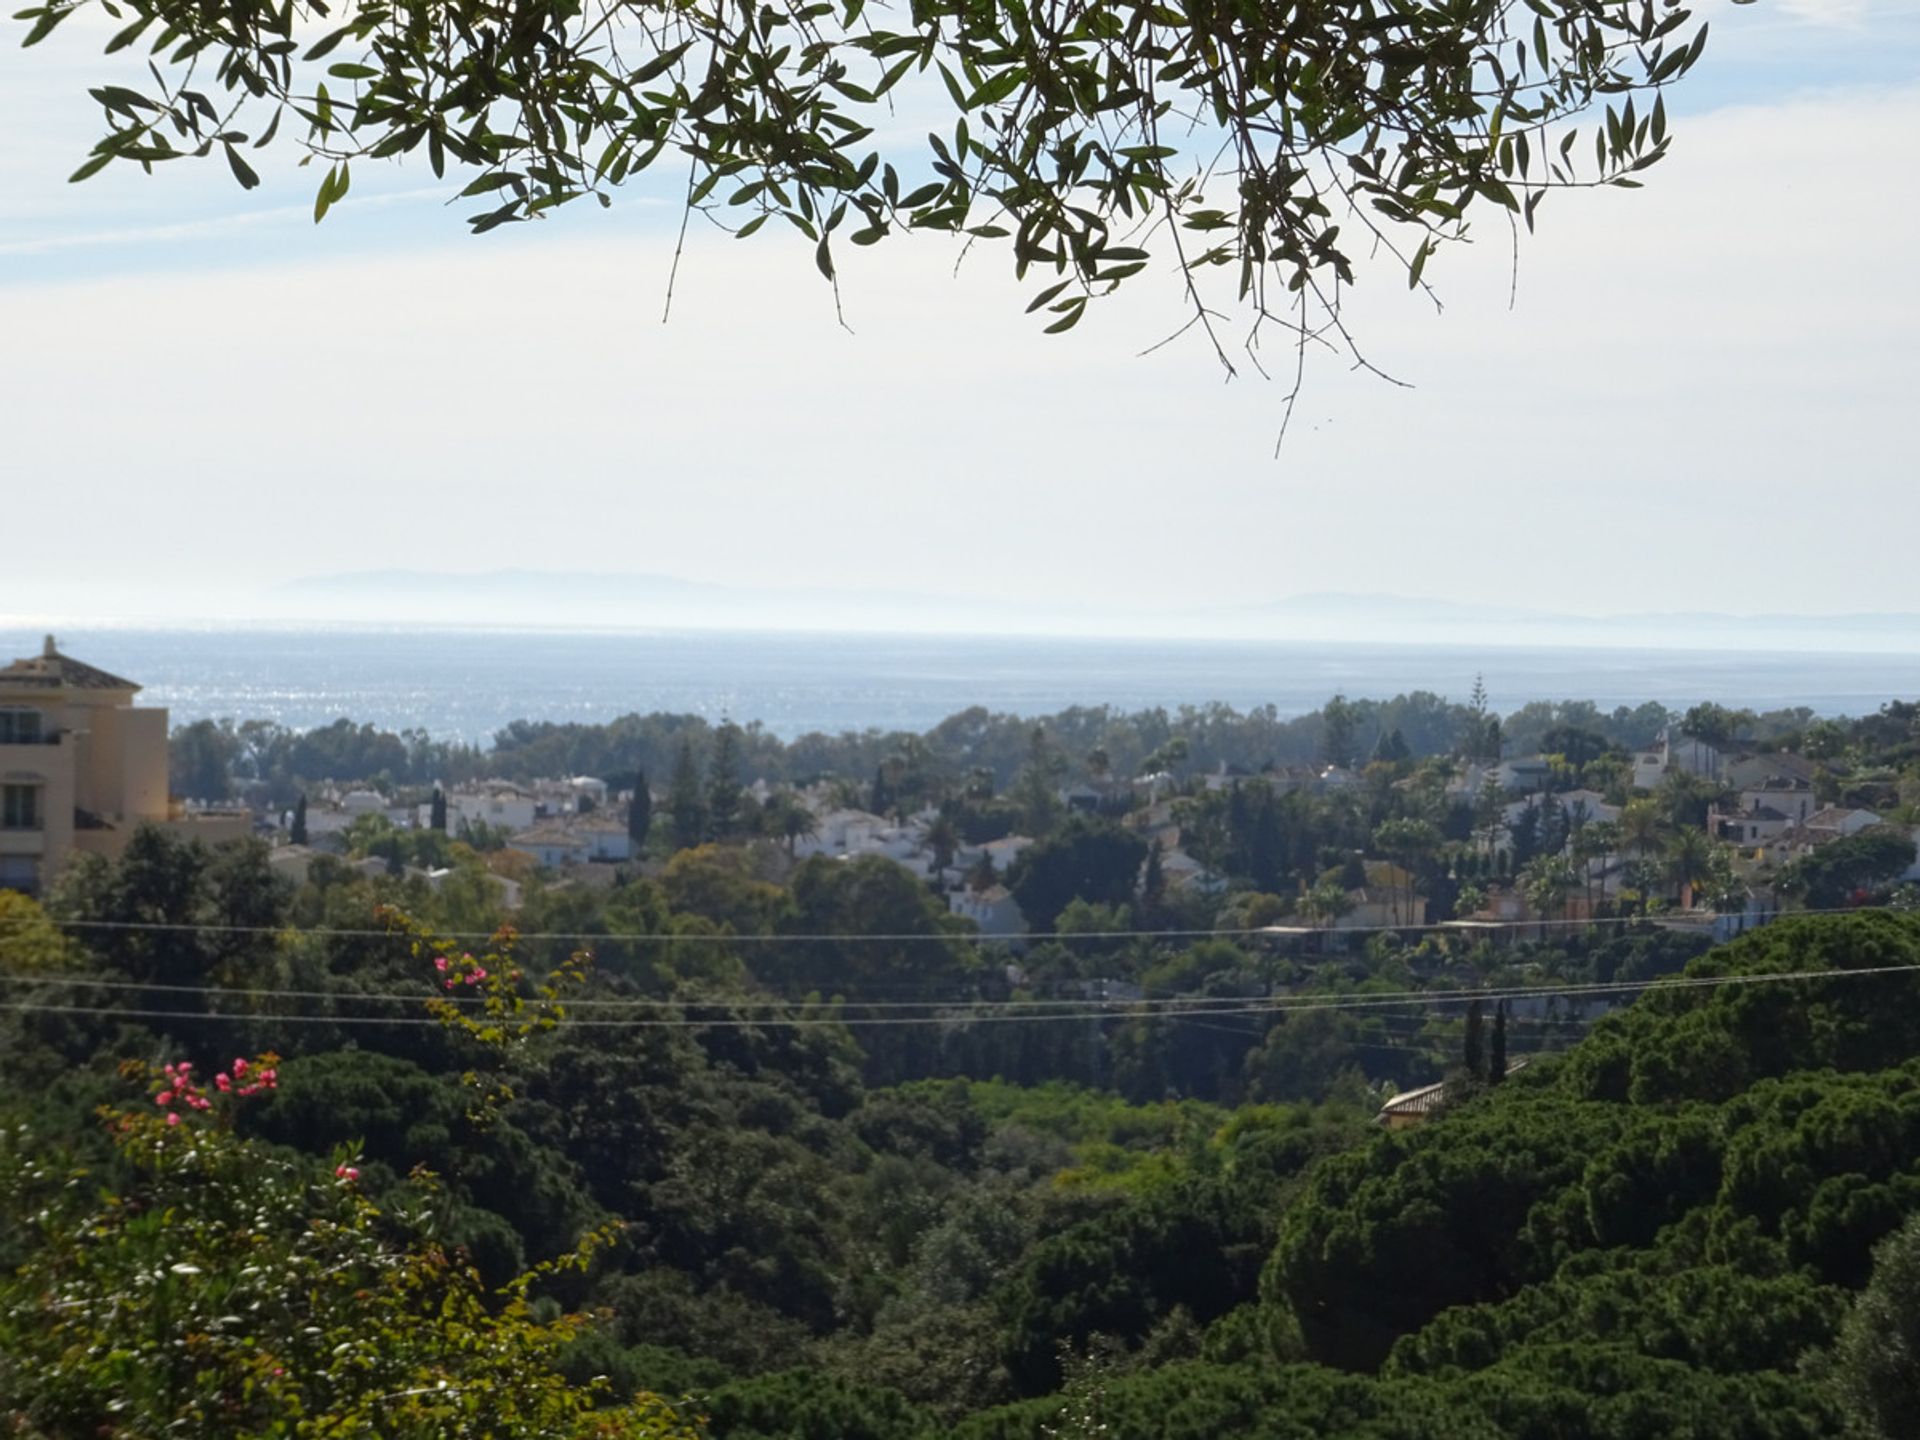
[290,793,308,846]
[429,787,447,833]
[1140,843,1167,927]
[870,764,894,817]
[627,770,653,850]
[1464,999,1487,1081]
[1489,1001,1509,1084]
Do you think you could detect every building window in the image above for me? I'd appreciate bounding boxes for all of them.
[1,784,40,830]
[0,856,37,895]
[0,709,43,744]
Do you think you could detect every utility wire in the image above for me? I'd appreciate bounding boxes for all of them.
[1,962,1912,1029]
[36,907,1856,945]
[0,966,1756,1013]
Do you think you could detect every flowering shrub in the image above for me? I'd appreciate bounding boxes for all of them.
[379,907,593,1117]
[0,1055,702,1440]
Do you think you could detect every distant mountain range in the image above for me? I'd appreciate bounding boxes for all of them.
[273,572,1920,650]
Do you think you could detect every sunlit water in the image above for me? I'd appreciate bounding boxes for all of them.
[4,625,1916,746]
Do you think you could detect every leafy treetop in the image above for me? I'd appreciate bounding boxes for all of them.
[19,0,1718,378]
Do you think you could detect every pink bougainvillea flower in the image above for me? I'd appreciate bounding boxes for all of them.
[166,1112,182,1127]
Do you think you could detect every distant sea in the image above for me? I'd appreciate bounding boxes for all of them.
[5,626,1919,746]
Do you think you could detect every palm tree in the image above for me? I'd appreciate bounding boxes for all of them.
[1372,817,1440,926]
[1618,798,1667,859]
[1522,854,1579,932]
[1665,826,1714,911]
[1299,878,1353,932]
[1572,818,1621,916]
[1622,857,1667,915]
[767,791,818,858]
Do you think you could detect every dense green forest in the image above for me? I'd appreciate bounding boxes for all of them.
[6,823,1920,1436]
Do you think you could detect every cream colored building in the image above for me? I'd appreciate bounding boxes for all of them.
[0,636,248,896]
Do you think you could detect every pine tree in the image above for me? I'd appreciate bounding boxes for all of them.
[1489,1002,1509,1084]
[668,739,707,852]
[429,787,447,833]
[1464,999,1487,1081]
[628,770,653,850]
[707,722,743,839]
[1320,695,1357,769]
[1464,674,1506,764]
[290,793,308,846]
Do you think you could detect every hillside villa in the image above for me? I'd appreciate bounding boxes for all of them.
[0,636,249,895]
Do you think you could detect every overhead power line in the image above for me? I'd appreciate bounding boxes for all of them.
[1,961,1914,1030]
[33,903,1894,946]
[0,964,1827,1014]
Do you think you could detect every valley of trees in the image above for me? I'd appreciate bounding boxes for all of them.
[8,813,1920,1436]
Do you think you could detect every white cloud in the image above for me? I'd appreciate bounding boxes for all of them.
[1777,0,1871,27]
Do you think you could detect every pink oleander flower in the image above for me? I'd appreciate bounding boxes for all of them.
[189,1096,211,1111]
[215,1073,232,1092]
[445,978,458,990]
[233,1058,249,1077]
[334,1164,360,1182]
[258,1069,277,1087]
[166,1112,182,1127]
[434,956,449,972]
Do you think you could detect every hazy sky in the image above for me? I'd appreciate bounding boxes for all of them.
[2,1,1916,633]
